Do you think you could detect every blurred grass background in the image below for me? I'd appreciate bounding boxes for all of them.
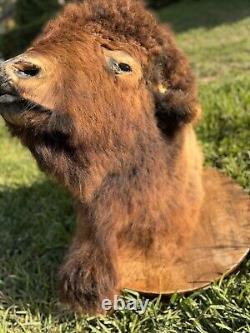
[0,0,249,332]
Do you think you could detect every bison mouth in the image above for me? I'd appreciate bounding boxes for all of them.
[0,93,20,104]
[0,85,71,139]
[0,82,51,127]
[0,70,37,122]
[0,75,24,118]
[0,87,26,125]
[0,89,31,126]
[0,78,20,105]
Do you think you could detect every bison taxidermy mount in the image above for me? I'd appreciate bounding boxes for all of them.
[0,0,249,314]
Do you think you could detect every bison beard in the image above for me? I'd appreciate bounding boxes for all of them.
[0,0,204,313]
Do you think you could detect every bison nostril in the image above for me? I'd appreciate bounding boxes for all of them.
[13,62,41,79]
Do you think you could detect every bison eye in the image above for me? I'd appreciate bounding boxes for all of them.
[103,48,141,78]
[118,63,132,73]
[109,58,132,75]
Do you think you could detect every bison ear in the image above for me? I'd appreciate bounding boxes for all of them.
[149,46,201,133]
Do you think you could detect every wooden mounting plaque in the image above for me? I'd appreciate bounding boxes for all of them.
[118,169,250,294]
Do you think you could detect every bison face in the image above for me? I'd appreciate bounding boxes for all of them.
[0,0,199,149]
[0,34,152,147]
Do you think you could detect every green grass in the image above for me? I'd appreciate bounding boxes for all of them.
[0,0,250,332]
[158,0,250,32]
[159,0,250,83]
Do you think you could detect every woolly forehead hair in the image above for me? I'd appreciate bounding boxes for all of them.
[35,0,167,53]
[32,0,199,126]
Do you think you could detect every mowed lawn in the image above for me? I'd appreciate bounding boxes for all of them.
[0,0,249,332]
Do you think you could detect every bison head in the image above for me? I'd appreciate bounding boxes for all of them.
[0,0,200,142]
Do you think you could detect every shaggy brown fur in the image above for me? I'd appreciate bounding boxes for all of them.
[0,0,204,313]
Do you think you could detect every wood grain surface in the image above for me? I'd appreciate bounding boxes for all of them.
[118,169,250,294]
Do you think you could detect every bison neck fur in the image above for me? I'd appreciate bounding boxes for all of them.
[7,108,203,312]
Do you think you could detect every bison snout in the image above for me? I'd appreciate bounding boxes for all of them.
[0,61,19,104]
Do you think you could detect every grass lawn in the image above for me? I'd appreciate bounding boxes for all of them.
[0,0,249,332]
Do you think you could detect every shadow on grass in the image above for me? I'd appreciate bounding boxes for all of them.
[158,0,250,32]
[0,181,74,315]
